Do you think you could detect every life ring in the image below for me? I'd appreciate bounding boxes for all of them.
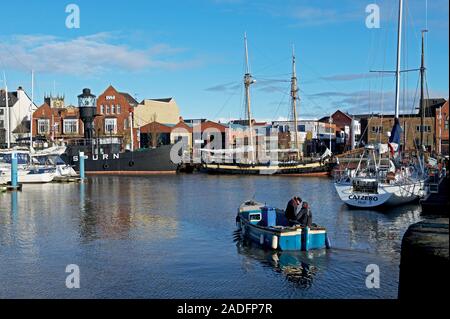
[103,163,109,169]
[129,161,135,167]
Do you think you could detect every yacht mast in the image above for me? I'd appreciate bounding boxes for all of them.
[244,33,255,163]
[30,70,34,150]
[420,30,428,148]
[291,45,300,160]
[394,0,403,119]
[3,72,10,149]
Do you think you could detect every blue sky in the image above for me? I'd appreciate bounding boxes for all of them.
[0,0,448,120]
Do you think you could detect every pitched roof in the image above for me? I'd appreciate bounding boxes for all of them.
[119,92,138,106]
[147,98,173,103]
[0,90,18,107]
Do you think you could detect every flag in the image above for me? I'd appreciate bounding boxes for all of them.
[388,118,402,156]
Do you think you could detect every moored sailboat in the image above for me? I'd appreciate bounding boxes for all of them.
[333,0,429,208]
[203,36,334,175]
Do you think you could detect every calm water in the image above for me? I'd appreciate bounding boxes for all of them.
[0,175,422,298]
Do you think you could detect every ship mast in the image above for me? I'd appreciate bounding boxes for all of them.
[419,29,428,148]
[394,0,403,119]
[30,70,34,151]
[291,45,300,160]
[3,72,10,149]
[244,33,255,163]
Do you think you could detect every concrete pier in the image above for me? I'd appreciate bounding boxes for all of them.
[398,218,449,300]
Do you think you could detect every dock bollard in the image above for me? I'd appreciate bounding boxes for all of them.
[303,226,310,251]
[79,151,85,181]
[11,152,18,188]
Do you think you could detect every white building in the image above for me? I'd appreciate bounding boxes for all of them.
[0,86,38,144]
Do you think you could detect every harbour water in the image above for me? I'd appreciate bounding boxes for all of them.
[0,175,422,298]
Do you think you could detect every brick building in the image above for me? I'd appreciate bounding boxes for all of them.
[319,110,360,153]
[32,103,84,147]
[435,101,449,155]
[94,85,138,150]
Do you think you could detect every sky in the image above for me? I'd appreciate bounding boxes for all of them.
[0,0,448,121]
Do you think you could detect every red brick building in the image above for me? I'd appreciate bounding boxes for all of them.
[319,110,360,153]
[32,103,84,143]
[435,101,449,155]
[94,85,138,149]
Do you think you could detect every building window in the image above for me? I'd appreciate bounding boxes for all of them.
[371,126,383,133]
[37,119,50,134]
[0,119,4,129]
[0,109,4,116]
[63,119,78,134]
[105,105,110,114]
[100,105,104,114]
[445,120,449,130]
[105,118,117,134]
[124,118,129,130]
[416,125,432,132]
[117,104,121,114]
[111,105,115,114]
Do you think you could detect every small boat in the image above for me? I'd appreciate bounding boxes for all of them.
[0,150,57,184]
[0,167,56,184]
[236,201,331,251]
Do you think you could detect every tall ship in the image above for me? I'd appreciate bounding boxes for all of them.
[61,88,177,174]
[334,0,429,208]
[202,35,334,175]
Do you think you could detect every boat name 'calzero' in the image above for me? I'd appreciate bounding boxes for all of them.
[348,195,379,202]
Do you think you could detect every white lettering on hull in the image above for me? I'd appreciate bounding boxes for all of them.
[73,154,120,161]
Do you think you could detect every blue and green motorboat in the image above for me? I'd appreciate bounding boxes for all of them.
[237,201,331,251]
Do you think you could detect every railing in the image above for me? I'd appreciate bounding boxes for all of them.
[426,168,446,194]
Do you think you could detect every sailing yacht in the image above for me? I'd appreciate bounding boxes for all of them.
[202,35,333,175]
[334,0,428,208]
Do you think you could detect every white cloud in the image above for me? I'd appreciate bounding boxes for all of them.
[0,32,202,76]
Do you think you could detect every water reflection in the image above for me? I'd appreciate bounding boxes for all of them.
[235,231,327,290]
[333,203,422,255]
[0,175,420,298]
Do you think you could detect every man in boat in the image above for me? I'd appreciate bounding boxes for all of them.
[296,201,312,227]
[285,196,302,222]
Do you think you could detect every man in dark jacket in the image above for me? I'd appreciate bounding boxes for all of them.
[285,197,302,221]
[296,201,312,227]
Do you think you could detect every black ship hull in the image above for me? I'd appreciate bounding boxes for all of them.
[202,161,335,176]
[62,145,178,174]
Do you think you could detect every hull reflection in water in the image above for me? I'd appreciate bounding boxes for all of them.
[235,231,327,289]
